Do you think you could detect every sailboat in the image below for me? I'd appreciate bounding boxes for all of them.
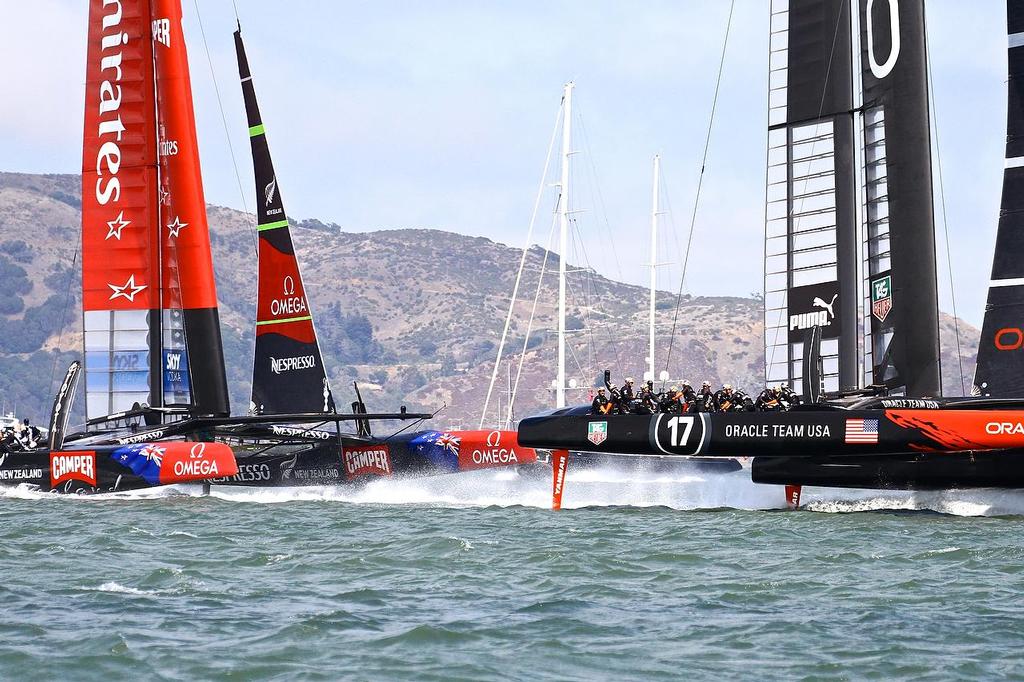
[0,0,537,493]
[517,0,1024,503]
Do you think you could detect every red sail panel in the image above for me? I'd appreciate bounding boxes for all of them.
[82,0,158,313]
[82,0,160,418]
[255,246,317,344]
[151,0,230,416]
[151,0,216,310]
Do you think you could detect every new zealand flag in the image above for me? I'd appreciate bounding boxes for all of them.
[110,444,166,484]
[407,431,462,472]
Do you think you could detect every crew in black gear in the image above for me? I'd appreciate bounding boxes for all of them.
[756,386,782,411]
[714,384,736,412]
[696,381,716,412]
[778,384,800,410]
[591,388,612,415]
[638,381,657,413]
[620,378,636,403]
[679,381,697,412]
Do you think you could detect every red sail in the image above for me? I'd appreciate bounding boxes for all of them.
[151,0,230,416]
[151,0,217,311]
[81,0,160,418]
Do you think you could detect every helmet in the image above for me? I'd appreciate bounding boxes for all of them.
[597,387,605,393]
[724,384,732,390]
[670,386,679,392]
[626,377,635,384]
[702,381,711,387]
[778,383,787,391]
[682,380,691,387]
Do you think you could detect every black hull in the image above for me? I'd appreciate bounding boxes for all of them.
[752,450,1024,490]
[566,451,742,474]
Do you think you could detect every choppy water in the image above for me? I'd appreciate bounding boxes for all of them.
[2,465,1023,680]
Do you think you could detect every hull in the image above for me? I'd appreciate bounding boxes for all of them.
[518,406,1024,459]
[752,450,1024,490]
[565,451,742,474]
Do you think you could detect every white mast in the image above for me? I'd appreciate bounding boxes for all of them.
[556,81,574,409]
[648,154,660,384]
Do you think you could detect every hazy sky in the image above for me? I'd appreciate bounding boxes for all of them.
[0,1,1008,326]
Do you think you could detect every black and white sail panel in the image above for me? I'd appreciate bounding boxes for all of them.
[764,0,859,395]
[856,0,940,396]
[975,1,1024,397]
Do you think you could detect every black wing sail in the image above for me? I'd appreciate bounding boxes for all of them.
[975,0,1024,398]
[857,0,941,397]
[235,28,334,415]
[764,0,860,395]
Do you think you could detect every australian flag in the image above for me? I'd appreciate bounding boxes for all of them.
[407,431,462,472]
[110,444,166,484]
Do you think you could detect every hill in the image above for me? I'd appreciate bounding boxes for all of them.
[0,171,978,427]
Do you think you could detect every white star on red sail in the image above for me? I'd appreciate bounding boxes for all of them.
[166,216,188,237]
[105,211,131,240]
[159,188,171,205]
[108,274,147,302]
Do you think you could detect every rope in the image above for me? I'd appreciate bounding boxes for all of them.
[924,5,967,396]
[663,0,735,374]
[192,0,258,257]
[479,103,562,427]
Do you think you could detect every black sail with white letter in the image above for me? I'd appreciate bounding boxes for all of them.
[764,0,941,398]
[857,0,940,396]
[975,0,1024,398]
[235,28,334,415]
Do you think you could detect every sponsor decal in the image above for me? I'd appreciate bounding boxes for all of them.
[587,421,608,446]
[270,276,308,317]
[116,430,167,445]
[0,468,44,482]
[152,18,171,47]
[880,398,939,409]
[166,215,188,238]
[50,452,97,487]
[270,425,332,440]
[871,275,893,323]
[343,445,392,477]
[723,423,831,439]
[289,467,341,481]
[105,211,131,241]
[986,422,1024,435]
[151,442,237,484]
[994,328,1024,351]
[865,0,901,80]
[108,274,147,302]
[158,138,178,156]
[456,430,528,470]
[787,282,841,342]
[845,418,879,444]
[265,177,277,206]
[210,463,273,483]
[270,355,317,374]
[94,3,128,207]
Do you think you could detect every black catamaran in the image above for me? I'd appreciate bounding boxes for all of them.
[518,0,1024,504]
[0,0,539,493]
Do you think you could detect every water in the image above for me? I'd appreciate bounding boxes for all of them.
[2,466,1023,680]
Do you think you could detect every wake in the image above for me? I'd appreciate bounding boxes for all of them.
[4,464,1024,516]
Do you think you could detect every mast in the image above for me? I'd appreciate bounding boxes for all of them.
[556,81,573,409]
[648,154,660,384]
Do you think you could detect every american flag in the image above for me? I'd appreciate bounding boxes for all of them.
[845,418,879,444]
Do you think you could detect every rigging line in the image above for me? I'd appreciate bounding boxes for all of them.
[509,213,560,413]
[924,6,966,396]
[192,0,258,258]
[663,0,735,376]
[480,102,563,428]
[764,0,847,380]
[575,103,625,281]
[47,246,81,399]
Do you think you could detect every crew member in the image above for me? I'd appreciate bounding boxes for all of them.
[591,388,612,415]
[638,381,657,412]
[714,384,736,412]
[679,381,697,412]
[620,378,636,403]
[696,381,716,412]
[756,386,781,411]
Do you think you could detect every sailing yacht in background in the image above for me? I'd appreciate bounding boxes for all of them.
[519,0,1024,501]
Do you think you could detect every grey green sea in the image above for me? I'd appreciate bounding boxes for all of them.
[2,465,1023,680]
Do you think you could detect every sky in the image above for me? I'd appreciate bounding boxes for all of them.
[0,1,1009,326]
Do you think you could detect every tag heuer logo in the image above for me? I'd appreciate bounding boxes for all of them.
[587,421,608,446]
[871,275,892,323]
